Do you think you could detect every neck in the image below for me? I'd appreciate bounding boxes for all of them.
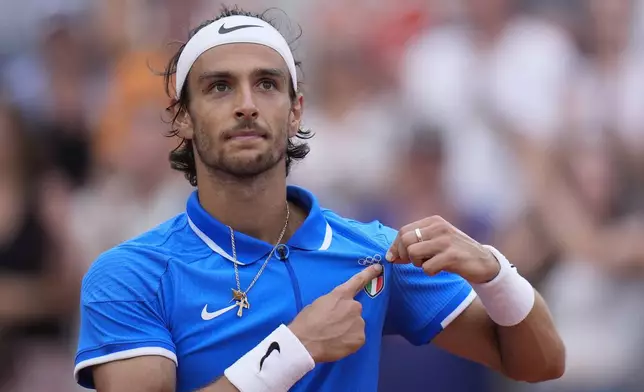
[196,164,296,243]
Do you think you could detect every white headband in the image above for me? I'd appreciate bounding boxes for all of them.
[175,15,298,99]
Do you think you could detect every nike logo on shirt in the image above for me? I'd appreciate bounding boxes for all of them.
[201,304,236,321]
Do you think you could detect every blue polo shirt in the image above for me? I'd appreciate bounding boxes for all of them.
[75,186,476,392]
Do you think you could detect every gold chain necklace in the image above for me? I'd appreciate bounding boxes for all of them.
[228,202,290,317]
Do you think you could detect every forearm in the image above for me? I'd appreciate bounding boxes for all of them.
[196,376,239,392]
[494,291,565,382]
[472,247,565,382]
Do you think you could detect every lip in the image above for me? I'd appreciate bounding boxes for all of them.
[226,129,266,140]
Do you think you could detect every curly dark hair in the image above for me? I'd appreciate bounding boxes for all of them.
[162,5,313,186]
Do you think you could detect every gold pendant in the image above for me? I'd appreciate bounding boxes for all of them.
[232,289,250,317]
[232,289,244,301]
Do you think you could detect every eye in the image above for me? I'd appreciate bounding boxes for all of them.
[259,80,277,91]
[210,82,230,93]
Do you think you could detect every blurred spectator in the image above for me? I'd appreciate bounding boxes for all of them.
[288,44,408,219]
[397,4,579,388]
[69,50,192,266]
[400,0,576,233]
[0,0,88,53]
[515,141,644,392]
[0,100,82,391]
[3,15,106,189]
[505,2,644,391]
[377,129,492,392]
[373,128,488,241]
[94,0,197,55]
[498,0,644,285]
[568,0,644,196]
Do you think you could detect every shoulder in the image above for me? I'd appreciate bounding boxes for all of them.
[322,209,398,251]
[81,213,196,303]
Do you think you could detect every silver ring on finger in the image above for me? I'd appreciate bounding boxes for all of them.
[414,228,423,243]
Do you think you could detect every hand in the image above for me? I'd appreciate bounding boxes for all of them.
[386,216,500,284]
[288,264,383,363]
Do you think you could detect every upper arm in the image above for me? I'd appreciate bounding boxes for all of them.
[384,263,476,345]
[93,355,176,392]
[432,297,503,372]
[74,249,177,389]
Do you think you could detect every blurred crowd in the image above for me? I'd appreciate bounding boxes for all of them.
[1,0,644,391]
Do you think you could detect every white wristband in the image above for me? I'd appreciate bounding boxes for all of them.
[471,245,536,327]
[224,324,315,392]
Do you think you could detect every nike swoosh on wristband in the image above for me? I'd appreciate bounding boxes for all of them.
[218,24,263,34]
[201,304,237,321]
[259,341,281,371]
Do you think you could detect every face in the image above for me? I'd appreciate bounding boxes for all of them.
[177,43,303,179]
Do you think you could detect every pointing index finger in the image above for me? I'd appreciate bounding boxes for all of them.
[337,264,383,297]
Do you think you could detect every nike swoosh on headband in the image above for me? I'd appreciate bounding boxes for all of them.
[219,24,263,34]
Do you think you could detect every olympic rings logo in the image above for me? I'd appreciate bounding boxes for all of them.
[358,254,382,266]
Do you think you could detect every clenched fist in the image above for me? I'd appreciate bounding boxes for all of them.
[288,264,383,363]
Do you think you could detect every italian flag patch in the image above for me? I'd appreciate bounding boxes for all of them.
[364,268,384,298]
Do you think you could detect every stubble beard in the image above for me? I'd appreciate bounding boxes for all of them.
[193,125,288,180]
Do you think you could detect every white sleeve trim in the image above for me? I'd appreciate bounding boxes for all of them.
[440,289,477,329]
[74,347,178,381]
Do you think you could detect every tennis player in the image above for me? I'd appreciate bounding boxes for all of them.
[74,7,565,392]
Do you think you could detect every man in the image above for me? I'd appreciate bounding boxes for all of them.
[74,7,565,392]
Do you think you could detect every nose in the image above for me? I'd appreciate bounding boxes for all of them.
[234,87,259,121]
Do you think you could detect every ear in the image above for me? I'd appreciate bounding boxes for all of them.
[288,93,304,138]
[174,104,194,140]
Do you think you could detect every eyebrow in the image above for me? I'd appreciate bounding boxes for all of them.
[198,71,233,82]
[254,68,286,80]
[197,68,287,82]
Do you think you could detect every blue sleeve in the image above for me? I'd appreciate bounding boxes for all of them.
[74,247,176,389]
[377,224,476,345]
